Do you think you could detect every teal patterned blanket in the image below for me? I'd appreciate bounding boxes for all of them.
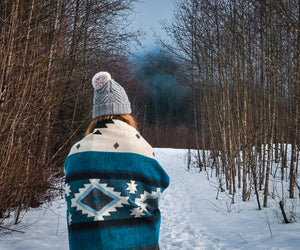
[64,119,169,250]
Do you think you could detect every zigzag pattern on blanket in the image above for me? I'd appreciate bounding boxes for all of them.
[68,119,155,159]
[65,119,169,250]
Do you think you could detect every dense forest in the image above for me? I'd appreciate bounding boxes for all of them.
[0,0,299,226]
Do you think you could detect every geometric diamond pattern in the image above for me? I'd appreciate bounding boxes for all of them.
[71,179,129,221]
[81,187,114,212]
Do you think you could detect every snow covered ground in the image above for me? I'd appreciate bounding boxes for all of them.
[0,148,299,250]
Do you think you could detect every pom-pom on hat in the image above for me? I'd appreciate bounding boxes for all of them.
[92,72,111,90]
[92,71,132,118]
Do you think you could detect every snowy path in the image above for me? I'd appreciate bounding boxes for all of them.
[157,149,300,250]
[157,149,226,250]
[0,148,299,249]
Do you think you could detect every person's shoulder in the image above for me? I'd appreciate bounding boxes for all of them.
[109,119,156,159]
[67,119,156,159]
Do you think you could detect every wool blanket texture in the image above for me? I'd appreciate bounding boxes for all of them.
[64,119,170,250]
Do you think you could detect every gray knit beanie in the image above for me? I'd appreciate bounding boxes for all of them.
[92,72,132,119]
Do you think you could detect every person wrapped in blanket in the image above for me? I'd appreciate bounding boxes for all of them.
[64,72,170,250]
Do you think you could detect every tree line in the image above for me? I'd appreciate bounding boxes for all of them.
[160,0,300,209]
[0,0,138,225]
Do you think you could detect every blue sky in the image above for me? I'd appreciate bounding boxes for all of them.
[130,0,175,52]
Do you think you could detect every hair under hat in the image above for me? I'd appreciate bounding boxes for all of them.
[92,72,132,118]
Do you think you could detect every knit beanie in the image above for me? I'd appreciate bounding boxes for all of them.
[92,72,132,119]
